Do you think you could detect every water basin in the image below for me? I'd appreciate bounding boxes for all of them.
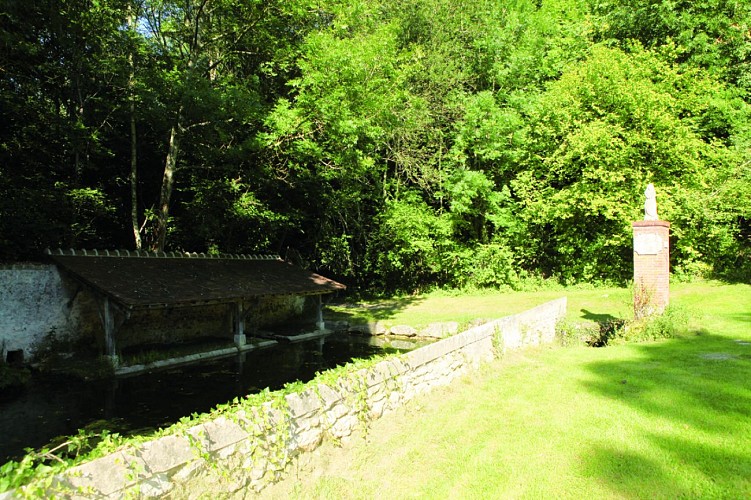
[0,332,429,463]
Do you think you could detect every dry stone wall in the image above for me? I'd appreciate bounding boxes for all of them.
[1,297,566,499]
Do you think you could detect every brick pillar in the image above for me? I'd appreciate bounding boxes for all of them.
[632,220,670,317]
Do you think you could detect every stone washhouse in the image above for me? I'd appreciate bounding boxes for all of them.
[40,249,346,371]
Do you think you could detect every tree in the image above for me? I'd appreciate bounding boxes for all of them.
[592,0,751,97]
[140,0,314,250]
[507,45,751,280]
[0,0,133,258]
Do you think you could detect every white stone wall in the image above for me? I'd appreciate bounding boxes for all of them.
[1,297,566,498]
[0,265,86,361]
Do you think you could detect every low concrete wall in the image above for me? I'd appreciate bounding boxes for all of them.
[2,298,566,499]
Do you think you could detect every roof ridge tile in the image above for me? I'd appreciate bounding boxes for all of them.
[46,248,281,260]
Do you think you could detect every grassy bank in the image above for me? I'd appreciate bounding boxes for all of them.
[265,281,751,498]
[328,284,636,329]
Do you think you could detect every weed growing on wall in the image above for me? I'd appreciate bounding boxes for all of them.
[347,372,371,430]
[633,281,655,320]
[313,361,376,439]
[491,325,506,357]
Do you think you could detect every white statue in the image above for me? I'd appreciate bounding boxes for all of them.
[644,183,658,220]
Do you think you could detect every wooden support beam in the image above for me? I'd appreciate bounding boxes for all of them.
[94,295,130,368]
[316,295,325,331]
[102,296,120,367]
[233,301,246,347]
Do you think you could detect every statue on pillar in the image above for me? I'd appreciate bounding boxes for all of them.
[644,183,658,221]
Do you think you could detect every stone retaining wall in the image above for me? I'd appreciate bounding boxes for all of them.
[2,297,566,499]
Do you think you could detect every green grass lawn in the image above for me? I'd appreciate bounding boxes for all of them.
[269,280,751,498]
[327,285,635,329]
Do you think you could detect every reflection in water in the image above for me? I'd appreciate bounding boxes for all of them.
[0,333,421,463]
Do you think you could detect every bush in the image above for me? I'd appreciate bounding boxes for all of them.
[446,242,520,290]
[366,193,452,292]
[614,305,690,344]
[556,319,601,347]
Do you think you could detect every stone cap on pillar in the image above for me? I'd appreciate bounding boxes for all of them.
[632,220,670,229]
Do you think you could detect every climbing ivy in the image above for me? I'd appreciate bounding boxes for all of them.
[0,353,399,495]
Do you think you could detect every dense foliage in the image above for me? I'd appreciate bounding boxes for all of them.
[2,0,749,290]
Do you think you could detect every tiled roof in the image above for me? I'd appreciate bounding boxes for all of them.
[46,249,345,309]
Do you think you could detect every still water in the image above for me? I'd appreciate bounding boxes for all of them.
[0,333,421,464]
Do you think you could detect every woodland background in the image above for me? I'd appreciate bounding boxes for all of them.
[1,0,750,291]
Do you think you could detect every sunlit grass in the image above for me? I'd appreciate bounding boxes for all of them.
[275,281,751,498]
[328,280,747,330]
[328,285,633,328]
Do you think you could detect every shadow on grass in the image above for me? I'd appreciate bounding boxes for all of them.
[576,309,627,347]
[325,295,425,325]
[730,313,751,324]
[581,334,751,496]
[583,439,751,497]
[580,308,621,323]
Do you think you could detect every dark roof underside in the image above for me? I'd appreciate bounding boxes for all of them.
[49,254,345,309]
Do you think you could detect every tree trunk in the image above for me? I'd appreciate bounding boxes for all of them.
[129,81,141,250]
[128,3,141,250]
[155,106,183,251]
[153,0,205,251]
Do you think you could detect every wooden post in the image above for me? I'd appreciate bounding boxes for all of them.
[316,295,325,331]
[234,301,246,347]
[102,296,120,367]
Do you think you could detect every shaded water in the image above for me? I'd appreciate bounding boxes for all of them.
[0,333,423,464]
